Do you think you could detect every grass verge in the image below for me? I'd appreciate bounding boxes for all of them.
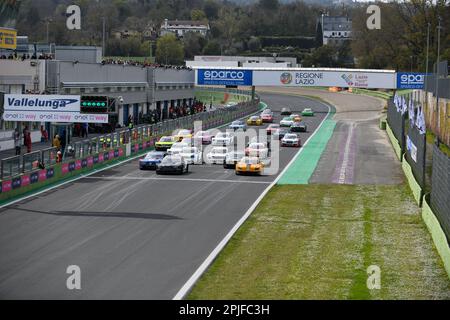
[188,184,450,300]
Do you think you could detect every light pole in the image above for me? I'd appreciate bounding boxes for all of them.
[44,18,53,44]
[102,17,106,57]
[435,16,442,140]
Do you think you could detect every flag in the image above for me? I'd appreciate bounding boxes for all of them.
[393,92,399,110]
[401,96,408,115]
[408,99,415,126]
[415,105,426,135]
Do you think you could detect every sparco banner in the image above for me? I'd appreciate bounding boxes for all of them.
[253,70,397,89]
[2,94,108,123]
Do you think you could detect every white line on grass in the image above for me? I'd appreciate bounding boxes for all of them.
[173,98,332,300]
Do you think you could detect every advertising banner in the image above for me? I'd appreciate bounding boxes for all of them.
[397,72,425,89]
[0,28,17,50]
[197,69,253,86]
[407,135,418,163]
[253,70,397,89]
[2,94,109,123]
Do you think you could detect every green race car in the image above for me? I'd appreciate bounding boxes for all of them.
[155,136,176,151]
[302,108,314,116]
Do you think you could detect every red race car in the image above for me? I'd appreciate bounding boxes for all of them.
[266,124,280,135]
[261,113,274,123]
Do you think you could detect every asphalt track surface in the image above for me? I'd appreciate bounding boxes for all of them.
[0,92,329,299]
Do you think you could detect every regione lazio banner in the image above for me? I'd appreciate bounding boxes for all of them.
[252,70,397,89]
[3,94,108,123]
[197,69,253,86]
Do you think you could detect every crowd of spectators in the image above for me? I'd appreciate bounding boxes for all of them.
[0,51,54,60]
[101,58,192,70]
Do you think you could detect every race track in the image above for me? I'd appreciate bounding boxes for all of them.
[0,92,329,299]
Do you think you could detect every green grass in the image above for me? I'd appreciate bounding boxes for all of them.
[188,184,450,300]
[426,130,450,157]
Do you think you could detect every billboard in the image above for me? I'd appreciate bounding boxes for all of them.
[2,94,108,123]
[253,70,397,89]
[0,27,16,49]
[397,72,425,89]
[197,69,253,86]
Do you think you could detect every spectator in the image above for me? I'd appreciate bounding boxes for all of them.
[82,123,89,138]
[40,125,48,142]
[22,126,29,146]
[13,128,21,155]
[25,131,32,153]
[53,134,61,150]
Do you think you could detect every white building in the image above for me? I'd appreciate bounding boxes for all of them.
[320,15,352,45]
[160,19,210,38]
[186,56,297,68]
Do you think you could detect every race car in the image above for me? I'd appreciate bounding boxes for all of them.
[223,151,246,169]
[262,108,273,116]
[179,147,203,165]
[173,129,193,142]
[290,121,307,132]
[229,120,247,131]
[289,114,302,122]
[167,142,190,155]
[302,108,314,116]
[273,127,290,140]
[280,117,295,127]
[247,116,263,126]
[156,154,189,175]
[212,132,235,146]
[281,133,302,147]
[139,151,165,170]
[245,142,269,158]
[235,157,265,175]
[266,124,280,135]
[281,107,292,115]
[261,113,274,123]
[194,130,214,145]
[206,146,229,164]
[155,136,176,151]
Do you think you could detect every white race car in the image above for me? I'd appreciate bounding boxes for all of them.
[206,146,229,164]
[179,147,203,165]
[281,133,301,147]
[212,132,235,146]
[280,117,295,127]
[245,142,269,158]
[167,142,190,155]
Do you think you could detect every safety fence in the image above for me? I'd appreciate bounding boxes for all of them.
[387,90,450,242]
[0,98,262,201]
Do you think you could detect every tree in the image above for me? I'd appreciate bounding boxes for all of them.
[156,33,184,65]
[191,9,207,21]
[183,32,206,59]
[259,0,279,11]
[203,0,220,20]
[247,36,261,52]
[203,40,221,55]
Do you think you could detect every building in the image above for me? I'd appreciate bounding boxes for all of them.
[0,54,195,150]
[160,19,210,38]
[187,56,298,68]
[319,15,352,46]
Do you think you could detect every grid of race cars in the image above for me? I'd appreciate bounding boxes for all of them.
[139,106,315,175]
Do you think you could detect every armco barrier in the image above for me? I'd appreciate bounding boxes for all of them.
[401,153,423,206]
[0,99,263,204]
[422,196,450,280]
[386,123,403,161]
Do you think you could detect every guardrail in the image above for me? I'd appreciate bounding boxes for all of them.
[0,98,261,193]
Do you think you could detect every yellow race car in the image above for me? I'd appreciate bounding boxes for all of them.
[235,156,265,175]
[173,129,193,142]
[290,114,303,122]
[247,116,263,126]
